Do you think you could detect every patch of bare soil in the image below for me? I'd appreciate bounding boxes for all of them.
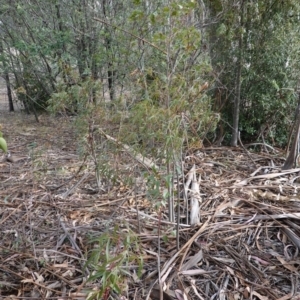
[1,111,300,300]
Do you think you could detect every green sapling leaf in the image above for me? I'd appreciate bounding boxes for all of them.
[0,137,7,153]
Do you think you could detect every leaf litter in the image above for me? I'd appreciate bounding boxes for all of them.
[1,112,300,299]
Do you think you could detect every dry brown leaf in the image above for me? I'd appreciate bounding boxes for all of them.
[150,285,174,300]
[276,293,293,300]
[52,263,69,268]
[21,278,34,283]
[180,250,203,271]
[174,289,188,300]
[180,269,214,276]
[252,291,268,300]
[276,256,298,272]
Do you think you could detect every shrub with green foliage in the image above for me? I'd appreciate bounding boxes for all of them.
[86,226,143,300]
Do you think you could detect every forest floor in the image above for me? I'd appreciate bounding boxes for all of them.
[1,111,300,300]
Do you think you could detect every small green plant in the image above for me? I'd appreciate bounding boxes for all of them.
[0,129,8,153]
[86,225,143,300]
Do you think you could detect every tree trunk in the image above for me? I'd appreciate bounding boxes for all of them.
[4,72,14,112]
[282,93,300,170]
[231,0,244,146]
[0,41,14,112]
[103,0,116,101]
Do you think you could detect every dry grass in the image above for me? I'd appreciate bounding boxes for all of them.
[1,111,300,300]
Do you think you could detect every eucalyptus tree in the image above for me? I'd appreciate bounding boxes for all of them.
[240,0,300,146]
[204,0,300,146]
[0,0,66,113]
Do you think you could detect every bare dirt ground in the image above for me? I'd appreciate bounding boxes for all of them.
[1,111,300,300]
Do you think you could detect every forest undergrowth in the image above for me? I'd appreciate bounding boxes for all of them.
[1,112,300,300]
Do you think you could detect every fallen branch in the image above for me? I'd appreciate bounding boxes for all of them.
[186,164,201,225]
[99,130,159,170]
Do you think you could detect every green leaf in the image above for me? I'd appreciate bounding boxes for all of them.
[150,13,156,24]
[0,137,7,153]
[271,79,280,91]
[216,23,227,36]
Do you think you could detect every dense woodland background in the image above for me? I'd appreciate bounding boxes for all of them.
[1,0,300,150]
[2,1,300,299]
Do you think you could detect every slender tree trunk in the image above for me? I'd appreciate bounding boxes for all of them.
[75,0,88,81]
[55,2,69,87]
[231,0,244,146]
[4,72,14,112]
[89,1,99,104]
[103,0,116,101]
[231,54,242,146]
[282,93,300,170]
[0,41,14,111]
